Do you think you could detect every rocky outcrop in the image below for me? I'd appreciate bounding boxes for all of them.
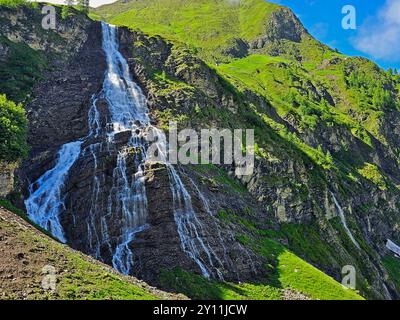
[250,7,308,50]
[129,162,264,284]
[221,38,249,59]
[0,162,16,198]
[0,6,93,60]
[118,28,239,116]
[7,8,107,186]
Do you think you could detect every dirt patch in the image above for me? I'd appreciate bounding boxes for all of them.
[0,206,187,300]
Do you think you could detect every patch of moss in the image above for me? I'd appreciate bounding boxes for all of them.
[0,36,46,103]
[159,267,282,300]
[357,163,388,191]
[382,255,400,291]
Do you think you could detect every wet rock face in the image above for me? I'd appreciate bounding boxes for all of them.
[129,162,199,282]
[15,18,262,287]
[59,127,263,285]
[127,162,264,284]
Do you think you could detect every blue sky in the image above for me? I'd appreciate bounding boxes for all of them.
[270,0,400,71]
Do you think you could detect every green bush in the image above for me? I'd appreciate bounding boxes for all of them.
[61,5,72,19]
[0,94,28,162]
[0,0,28,7]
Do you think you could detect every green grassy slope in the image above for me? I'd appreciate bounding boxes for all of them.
[0,204,185,300]
[95,0,280,62]
[95,0,400,154]
[160,236,363,300]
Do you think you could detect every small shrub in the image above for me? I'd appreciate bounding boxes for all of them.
[0,94,28,162]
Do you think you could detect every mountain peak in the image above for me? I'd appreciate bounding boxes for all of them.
[94,0,312,62]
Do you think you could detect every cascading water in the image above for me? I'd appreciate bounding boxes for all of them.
[168,167,220,279]
[331,192,361,249]
[25,141,83,243]
[185,173,257,279]
[26,22,223,279]
[147,128,224,279]
[100,23,150,273]
[101,23,149,132]
[100,23,223,278]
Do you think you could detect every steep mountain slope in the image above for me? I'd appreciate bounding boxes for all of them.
[0,4,365,300]
[93,0,400,299]
[0,1,398,300]
[0,202,184,300]
[95,0,286,63]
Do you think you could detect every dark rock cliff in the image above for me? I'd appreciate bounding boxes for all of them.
[2,6,263,287]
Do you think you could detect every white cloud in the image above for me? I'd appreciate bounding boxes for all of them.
[353,0,400,62]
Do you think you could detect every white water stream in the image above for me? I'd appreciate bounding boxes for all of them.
[331,192,361,249]
[25,141,83,243]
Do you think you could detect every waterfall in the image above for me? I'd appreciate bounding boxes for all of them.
[25,141,83,243]
[168,167,221,279]
[88,95,101,138]
[147,127,224,278]
[86,143,104,259]
[185,174,228,280]
[100,23,150,273]
[331,193,361,249]
[100,23,223,278]
[25,22,224,279]
[112,224,149,274]
[101,23,149,134]
[186,173,257,278]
